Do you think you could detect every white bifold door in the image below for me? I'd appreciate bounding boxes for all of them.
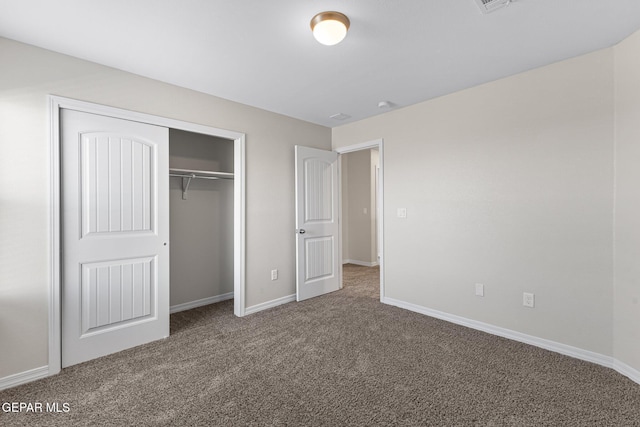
[61,109,169,367]
[294,146,340,301]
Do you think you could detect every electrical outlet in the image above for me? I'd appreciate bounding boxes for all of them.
[523,292,535,308]
[475,283,484,297]
[397,208,407,218]
[271,269,278,281]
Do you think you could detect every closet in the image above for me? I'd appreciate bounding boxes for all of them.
[168,129,235,312]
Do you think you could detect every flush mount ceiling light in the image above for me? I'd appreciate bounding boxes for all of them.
[310,11,350,46]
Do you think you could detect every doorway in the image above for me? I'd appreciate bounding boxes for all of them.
[49,96,246,374]
[168,130,235,313]
[336,139,384,301]
[341,149,379,266]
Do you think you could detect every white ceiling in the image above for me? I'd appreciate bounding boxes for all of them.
[1,0,640,127]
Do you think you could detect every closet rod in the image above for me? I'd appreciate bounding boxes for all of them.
[169,168,233,200]
[169,168,234,179]
[170,173,233,200]
[169,173,232,180]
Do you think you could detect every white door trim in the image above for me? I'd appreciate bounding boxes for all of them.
[335,139,385,302]
[49,95,246,376]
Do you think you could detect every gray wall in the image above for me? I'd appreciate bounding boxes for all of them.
[169,130,234,306]
[334,48,615,357]
[613,30,640,372]
[0,37,331,379]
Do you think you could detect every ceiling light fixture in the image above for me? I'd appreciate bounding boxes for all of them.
[310,11,350,46]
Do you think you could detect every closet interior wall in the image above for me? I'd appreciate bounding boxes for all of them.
[169,129,234,308]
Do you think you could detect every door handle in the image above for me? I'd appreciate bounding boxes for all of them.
[298,229,306,234]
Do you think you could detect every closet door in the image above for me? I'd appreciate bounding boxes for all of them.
[61,109,169,367]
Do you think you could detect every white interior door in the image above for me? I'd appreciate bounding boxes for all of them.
[295,146,340,301]
[61,109,169,367]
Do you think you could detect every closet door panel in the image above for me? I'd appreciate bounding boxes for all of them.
[62,109,169,368]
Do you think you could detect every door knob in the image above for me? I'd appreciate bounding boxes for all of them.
[298,229,306,234]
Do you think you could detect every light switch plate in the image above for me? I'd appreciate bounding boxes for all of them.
[397,208,407,218]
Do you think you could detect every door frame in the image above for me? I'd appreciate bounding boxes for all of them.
[48,95,246,375]
[335,139,385,301]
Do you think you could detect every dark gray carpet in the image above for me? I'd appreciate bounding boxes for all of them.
[1,264,639,426]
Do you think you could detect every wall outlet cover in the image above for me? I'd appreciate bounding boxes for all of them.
[523,292,535,308]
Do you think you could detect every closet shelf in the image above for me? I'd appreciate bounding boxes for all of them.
[169,168,233,200]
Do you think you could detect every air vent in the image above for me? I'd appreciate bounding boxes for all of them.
[329,113,351,121]
[474,0,509,13]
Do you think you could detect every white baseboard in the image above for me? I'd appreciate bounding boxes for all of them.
[244,294,296,316]
[613,359,640,385]
[382,297,624,373]
[0,365,49,391]
[170,292,234,314]
[343,259,379,267]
